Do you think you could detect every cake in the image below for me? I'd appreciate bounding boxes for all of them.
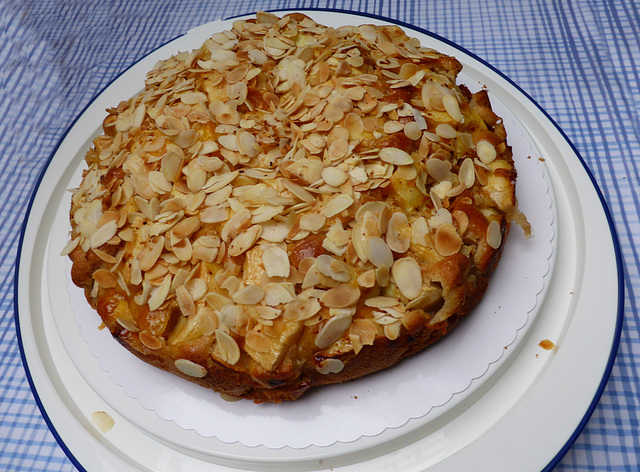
[63,12,529,403]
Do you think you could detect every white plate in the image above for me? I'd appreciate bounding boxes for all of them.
[15,9,622,472]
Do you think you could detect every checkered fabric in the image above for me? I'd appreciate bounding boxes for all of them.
[1,0,638,470]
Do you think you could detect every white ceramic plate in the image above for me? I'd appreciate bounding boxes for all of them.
[15,10,622,472]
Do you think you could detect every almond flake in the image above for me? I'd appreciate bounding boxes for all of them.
[263,283,295,306]
[357,269,376,288]
[93,269,117,288]
[232,284,264,305]
[386,212,411,253]
[245,331,270,352]
[172,216,201,239]
[477,140,497,164]
[315,312,353,348]
[283,295,321,321]
[319,283,361,308]
[148,273,172,311]
[176,285,196,317]
[364,236,394,268]
[262,246,291,278]
[323,194,354,218]
[435,223,462,256]
[486,220,502,249]
[148,171,173,194]
[322,167,348,187]
[435,123,457,139]
[379,147,413,166]
[442,95,462,122]
[299,213,326,232]
[316,358,345,374]
[201,206,230,223]
[392,257,422,299]
[174,358,207,378]
[138,235,165,271]
[215,329,241,365]
[459,157,475,188]
[228,225,262,256]
[90,220,118,249]
[139,330,164,350]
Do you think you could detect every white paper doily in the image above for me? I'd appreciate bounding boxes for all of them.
[64,86,554,450]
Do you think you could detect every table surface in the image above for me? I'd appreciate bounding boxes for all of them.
[2,1,638,470]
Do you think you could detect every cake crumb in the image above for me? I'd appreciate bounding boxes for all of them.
[539,339,558,353]
[91,411,114,433]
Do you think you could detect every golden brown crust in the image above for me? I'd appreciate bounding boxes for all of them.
[64,12,524,403]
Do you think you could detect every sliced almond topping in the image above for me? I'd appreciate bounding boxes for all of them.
[175,285,196,317]
[90,220,118,249]
[262,246,291,278]
[228,225,262,256]
[435,123,457,139]
[263,283,295,306]
[459,157,475,188]
[344,112,364,139]
[404,121,422,140]
[323,194,354,218]
[434,223,462,256]
[139,330,165,350]
[364,236,394,268]
[391,257,423,299]
[316,358,345,374]
[256,306,282,320]
[172,216,201,239]
[425,158,452,182]
[245,330,270,353]
[379,147,414,166]
[172,237,193,261]
[314,254,351,282]
[322,167,348,187]
[201,206,230,223]
[93,269,117,288]
[194,306,218,336]
[283,295,322,321]
[299,213,326,232]
[221,208,252,242]
[477,140,497,164]
[148,171,173,194]
[282,179,315,203]
[386,212,411,253]
[486,220,502,249]
[116,317,139,332]
[384,321,402,340]
[231,284,264,305]
[442,95,462,122]
[259,220,289,242]
[138,235,165,271]
[161,152,183,183]
[357,269,376,288]
[319,283,361,308]
[203,171,239,193]
[411,216,429,245]
[148,273,172,311]
[174,359,207,378]
[215,329,241,365]
[315,312,353,349]
[205,292,232,311]
[452,210,469,235]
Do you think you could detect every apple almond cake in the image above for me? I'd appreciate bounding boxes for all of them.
[64,12,530,403]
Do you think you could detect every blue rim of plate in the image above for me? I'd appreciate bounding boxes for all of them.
[13,7,624,472]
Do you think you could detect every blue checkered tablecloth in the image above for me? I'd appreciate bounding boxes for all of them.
[1,1,638,470]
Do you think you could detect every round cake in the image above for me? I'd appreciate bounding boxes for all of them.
[64,12,529,403]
